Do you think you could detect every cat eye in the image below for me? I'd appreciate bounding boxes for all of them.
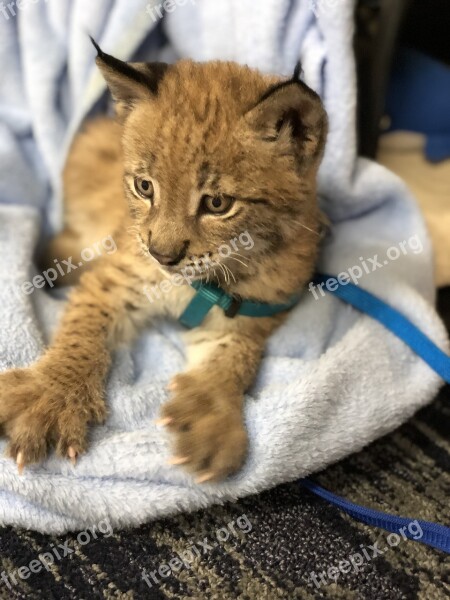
[134,177,154,200]
[202,195,235,215]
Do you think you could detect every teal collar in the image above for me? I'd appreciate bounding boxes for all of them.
[179,281,301,328]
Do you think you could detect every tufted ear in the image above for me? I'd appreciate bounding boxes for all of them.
[90,37,169,118]
[244,67,328,172]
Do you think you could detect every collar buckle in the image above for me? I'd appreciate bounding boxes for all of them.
[224,297,242,319]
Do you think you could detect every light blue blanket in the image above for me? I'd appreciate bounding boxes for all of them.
[0,0,447,534]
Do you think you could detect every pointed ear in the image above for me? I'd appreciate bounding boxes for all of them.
[244,78,328,172]
[90,37,169,118]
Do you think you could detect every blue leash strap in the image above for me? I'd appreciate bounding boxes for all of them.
[179,271,450,551]
[302,274,450,554]
[313,274,450,384]
[299,479,450,553]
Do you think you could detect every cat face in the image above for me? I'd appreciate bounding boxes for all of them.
[93,41,327,290]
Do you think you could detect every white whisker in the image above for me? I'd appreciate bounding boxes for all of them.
[228,255,248,268]
[293,220,320,237]
[219,263,229,285]
[225,267,230,285]
[158,267,172,281]
[224,264,236,283]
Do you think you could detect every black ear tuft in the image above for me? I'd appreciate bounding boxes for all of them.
[92,42,154,93]
[293,61,302,82]
[88,35,170,118]
[89,35,103,57]
[244,73,328,172]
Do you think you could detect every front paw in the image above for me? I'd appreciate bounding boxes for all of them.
[160,373,248,483]
[0,362,107,472]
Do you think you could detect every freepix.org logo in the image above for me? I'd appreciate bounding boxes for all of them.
[146,0,196,23]
[309,0,341,16]
[0,0,49,21]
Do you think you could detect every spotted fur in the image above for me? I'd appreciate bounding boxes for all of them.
[0,44,327,482]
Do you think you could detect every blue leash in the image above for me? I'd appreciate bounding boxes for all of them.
[300,479,450,553]
[179,273,450,552]
[301,274,450,554]
[313,274,450,384]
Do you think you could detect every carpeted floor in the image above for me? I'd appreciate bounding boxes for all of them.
[1,290,449,600]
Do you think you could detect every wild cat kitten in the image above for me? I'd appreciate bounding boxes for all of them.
[0,41,327,482]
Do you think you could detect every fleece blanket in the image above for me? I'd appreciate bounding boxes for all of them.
[0,0,448,535]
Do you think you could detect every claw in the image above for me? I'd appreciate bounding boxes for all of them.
[195,472,214,484]
[154,417,173,427]
[168,456,189,466]
[68,447,77,466]
[16,452,25,476]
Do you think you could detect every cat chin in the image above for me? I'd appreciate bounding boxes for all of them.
[158,265,208,282]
